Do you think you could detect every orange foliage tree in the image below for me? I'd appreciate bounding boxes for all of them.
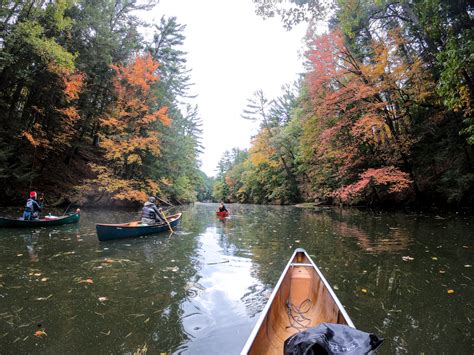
[20,66,85,164]
[303,29,435,203]
[87,54,170,202]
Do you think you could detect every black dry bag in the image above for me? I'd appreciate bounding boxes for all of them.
[284,323,383,355]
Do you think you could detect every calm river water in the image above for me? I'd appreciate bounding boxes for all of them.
[0,203,472,354]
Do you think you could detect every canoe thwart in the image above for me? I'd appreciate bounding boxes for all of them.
[290,263,313,267]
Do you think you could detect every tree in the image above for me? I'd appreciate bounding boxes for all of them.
[146,17,203,203]
[85,53,170,202]
[0,0,82,194]
[253,0,329,30]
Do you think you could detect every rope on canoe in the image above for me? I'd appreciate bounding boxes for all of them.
[286,298,312,330]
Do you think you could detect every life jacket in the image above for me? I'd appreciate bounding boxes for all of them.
[142,202,158,220]
[25,198,40,212]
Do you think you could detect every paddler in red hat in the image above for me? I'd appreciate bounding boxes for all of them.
[22,191,42,220]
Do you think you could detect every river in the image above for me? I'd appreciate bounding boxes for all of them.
[0,203,472,354]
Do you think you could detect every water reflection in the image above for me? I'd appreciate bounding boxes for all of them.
[23,231,40,263]
[332,217,413,254]
[0,204,472,354]
[177,226,262,354]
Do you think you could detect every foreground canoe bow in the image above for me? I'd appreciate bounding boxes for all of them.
[96,213,182,241]
[241,248,354,355]
[0,211,80,228]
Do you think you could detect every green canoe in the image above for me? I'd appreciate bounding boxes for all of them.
[0,212,80,228]
[96,213,182,241]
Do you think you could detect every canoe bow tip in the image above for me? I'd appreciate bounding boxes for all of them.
[294,247,306,253]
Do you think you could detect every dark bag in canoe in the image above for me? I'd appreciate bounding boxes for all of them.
[284,323,383,355]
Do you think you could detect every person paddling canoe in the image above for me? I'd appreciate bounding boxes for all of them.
[141,196,166,225]
[22,191,42,220]
[217,202,228,213]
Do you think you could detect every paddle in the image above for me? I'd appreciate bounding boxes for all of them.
[159,208,174,234]
[153,195,174,207]
[62,203,72,216]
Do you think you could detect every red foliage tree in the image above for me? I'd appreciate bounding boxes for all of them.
[302,29,434,203]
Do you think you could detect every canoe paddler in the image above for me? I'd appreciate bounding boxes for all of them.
[141,196,166,225]
[217,202,228,213]
[22,191,42,220]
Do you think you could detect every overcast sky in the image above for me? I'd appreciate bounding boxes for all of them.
[147,0,306,176]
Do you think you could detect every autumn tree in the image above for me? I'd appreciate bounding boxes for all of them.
[224,0,474,207]
[0,0,85,195]
[83,53,170,202]
[147,17,204,203]
[241,87,301,203]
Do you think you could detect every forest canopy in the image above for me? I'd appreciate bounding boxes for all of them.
[0,0,212,206]
[213,0,473,207]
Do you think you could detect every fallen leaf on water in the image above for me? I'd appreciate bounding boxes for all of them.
[98,297,108,302]
[34,330,47,337]
[402,256,414,261]
[41,278,48,282]
[36,294,53,301]
[129,313,145,318]
[361,289,368,293]
[447,289,455,294]
[86,278,94,284]
[34,273,41,276]
[432,257,438,260]
[333,285,339,290]
[17,254,23,257]
[464,265,472,268]
[439,270,446,274]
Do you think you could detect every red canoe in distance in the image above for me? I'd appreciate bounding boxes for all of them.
[216,211,229,218]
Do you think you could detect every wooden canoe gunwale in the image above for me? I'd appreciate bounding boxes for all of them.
[240,248,354,355]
